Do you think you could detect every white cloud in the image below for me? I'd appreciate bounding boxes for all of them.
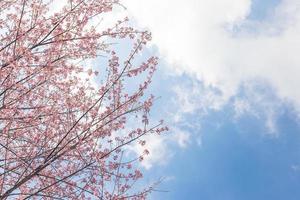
[172,128,190,148]
[114,0,300,167]
[172,78,284,134]
[233,98,280,133]
[233,99,253,118]
[232,81,283,134]
[128,134,172,170]
[128,128,192,169]
[122,0,300,111]
[172,80,226,115]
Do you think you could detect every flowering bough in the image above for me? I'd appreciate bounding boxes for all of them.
[0,0,167,199]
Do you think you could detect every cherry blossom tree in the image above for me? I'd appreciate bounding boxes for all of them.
[0,0,166,199]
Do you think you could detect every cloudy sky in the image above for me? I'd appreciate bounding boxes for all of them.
[115,0,300,199]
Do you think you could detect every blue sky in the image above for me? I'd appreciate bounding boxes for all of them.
[149,106,300,200]
[248,0,281,20]
[117,0,300,199]
[144,66,300,200]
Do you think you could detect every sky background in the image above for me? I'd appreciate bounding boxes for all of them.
[115,0,300,199]
[2,0,299,199]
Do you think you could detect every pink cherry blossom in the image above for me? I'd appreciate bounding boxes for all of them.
[0,0,167,199]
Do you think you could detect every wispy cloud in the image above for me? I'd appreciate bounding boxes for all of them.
[128,134,172,169]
